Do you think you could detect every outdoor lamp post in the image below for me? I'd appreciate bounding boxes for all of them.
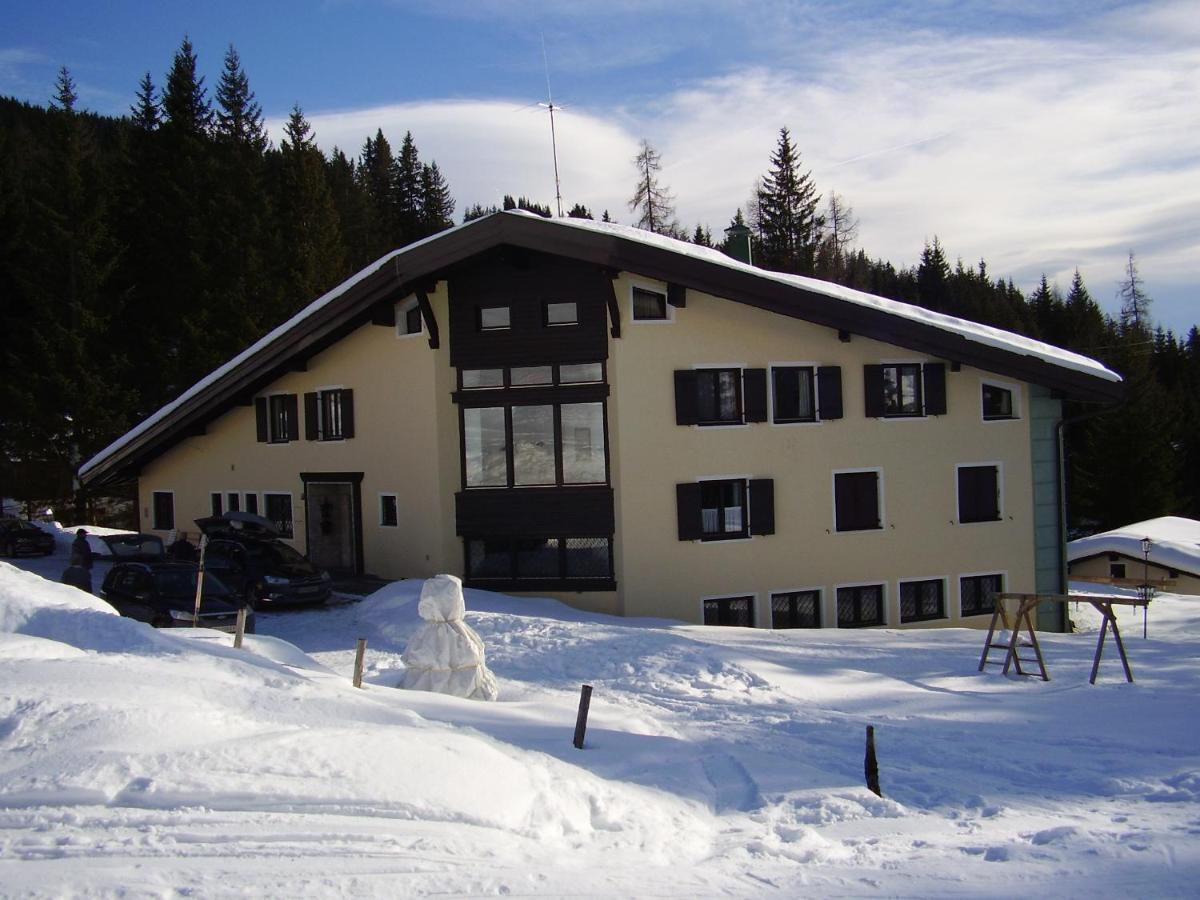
[1141,536,1151,639]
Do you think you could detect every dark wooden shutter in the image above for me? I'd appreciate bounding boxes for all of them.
[959,466,999,522]
[863,365,885,417]
[923,363,947,415]
[859,472,880,528]
[749,478,775,535]
[255,397,268,442]
[340,389,355,439]
[304,392,319,441]
[676,482,702,540]
[667,282,687,308]
[674,370,699,425]
[743,369,768,423]
[285,394,299,442]
[817,366,843,420]
[836,471,879,531]
[834,474,854,531]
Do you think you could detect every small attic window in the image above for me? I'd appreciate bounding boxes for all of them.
[479,305,510,331]
[397,296,422,337]
[632,286,669,321]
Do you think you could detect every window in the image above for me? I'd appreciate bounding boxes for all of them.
[772,590,821,628]
[544,301,577,326]
[210,492,223,517]
[305,389,354,441]
[697,369,742,425]
[559,362,603,384]
[957,465,1000,523]
[478,305,510,331]
[462,369,505,389]
[701,479,747,540]
[772,367,816,423]
[244,493,259,515]
[256,394,298,443]
[1110,563,1126,579]
[632,286,668,321]
[380,494,398,527]
[834,470,882,532]
[960,573,1003,617]
[864,363,946,418]
[704,595,754,627]
[227,492,240,513]
[982,382,1016,420]
[511,365,553,386]
[465,535,613,585]
[152,491,175,531]
[837,584,885,627]
[264,493,293,539]
[675,368,770,426]
[900,579,945,623]
[676,478,774,541]
[463,402,607,488]
[397,297,423,337]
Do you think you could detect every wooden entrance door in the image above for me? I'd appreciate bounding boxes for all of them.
[305,481,357,573]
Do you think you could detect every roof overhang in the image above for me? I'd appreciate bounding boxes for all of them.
[80,212,1123,488]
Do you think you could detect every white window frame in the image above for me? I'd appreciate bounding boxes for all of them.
[957,569,1008,619]
[767,585,824,630]
[262,491,296,541]
[833,580,888,628]
[980,378,1021,422]
[396,295,424,339]
[831,466,886,534]
[700,591,758,628]
[896,576,949,624]
[150,489,176,532]
[544,300,579,327]
[768,361,822,427]
[629,279,674,324]
[690,363,751,429]
[954,461,1004,525]
[379,492,399,527]
[242,491,261,516]
[315,384,347,442]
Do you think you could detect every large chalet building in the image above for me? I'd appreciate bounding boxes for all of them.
[80,212,1121,631]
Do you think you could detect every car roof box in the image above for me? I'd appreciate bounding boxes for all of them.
[195,510,279,538]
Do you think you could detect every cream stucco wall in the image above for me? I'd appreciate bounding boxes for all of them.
[607,274,1038,628]
[138,284,462,582]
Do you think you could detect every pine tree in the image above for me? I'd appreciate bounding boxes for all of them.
[628,139,677,235]
[395,131,422,242]
[916,238,952,312]
[462,202,500,222]
[752,127,822,274]
[692,224,713,247]
[214,45,267,152]
[419,161,454,235]
[327,147,376,270]
[1064,269,1107,353]
[567,203,592,219]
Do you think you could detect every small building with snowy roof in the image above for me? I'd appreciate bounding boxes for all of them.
[1068,517,1200,595]
[78,211,1122,631]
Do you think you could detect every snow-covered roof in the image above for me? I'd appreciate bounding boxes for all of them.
[80,210,1121,486]
[1068,517,1200,576]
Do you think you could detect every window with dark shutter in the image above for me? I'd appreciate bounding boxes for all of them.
[674,370,699,425]
[817,366,842,420]
[304,393,319,440]
[771,366,816,423]
[743,369,768,422]
[866,363,926,417]
[695,369,743,425]
[834,471,881,532]
[340,389,355,438]
[748,478,774,535]
[255,397,268,443]
[266,394,294,443]
[678,478,763,541]
[380,494,398,527]
[676,482,703,541]
[923,363,947,415]
[957,465,1000,523]
[152,492,175,531]
[210,493,222,517]
[703,595,754,627]
[699,479,748,540]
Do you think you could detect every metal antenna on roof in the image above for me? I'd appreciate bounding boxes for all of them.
[539,32,564,217]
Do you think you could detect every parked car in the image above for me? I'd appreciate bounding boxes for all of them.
[0,518,55,557]
[100,561,254,633]
[95,532,166,561]
[195,512,332,609]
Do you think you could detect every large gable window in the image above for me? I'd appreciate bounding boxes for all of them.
[463,402,607,489]
[864,363,946,418]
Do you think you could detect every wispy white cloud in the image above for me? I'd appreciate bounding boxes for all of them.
[279,1,1199,330]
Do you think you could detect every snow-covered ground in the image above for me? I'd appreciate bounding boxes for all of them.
[2,539,1198,897]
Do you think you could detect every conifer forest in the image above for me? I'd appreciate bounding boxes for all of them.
[1,39,1196,534]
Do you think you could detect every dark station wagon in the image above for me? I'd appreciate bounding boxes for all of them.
[0,519,56,557]
[101,561,254,633]
[196,512,332,609]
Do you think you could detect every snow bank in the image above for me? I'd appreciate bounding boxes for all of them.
[1069,516,1200,575]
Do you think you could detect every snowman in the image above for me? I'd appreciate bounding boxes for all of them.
[401,574,498,701]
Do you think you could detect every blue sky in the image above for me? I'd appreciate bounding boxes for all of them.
[4,1,1197,335]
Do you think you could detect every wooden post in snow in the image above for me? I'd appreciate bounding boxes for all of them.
[352,638,367,688]
[573,684,593,749]
[191,534,208,627]
[865,725,882,797]
[233,607,248,649]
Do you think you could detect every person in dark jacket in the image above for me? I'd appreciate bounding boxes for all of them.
[64,529,94,593]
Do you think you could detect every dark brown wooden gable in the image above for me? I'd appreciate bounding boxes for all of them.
[446,247,611,369]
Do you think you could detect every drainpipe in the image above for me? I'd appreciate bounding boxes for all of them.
[1055,403,1121,630]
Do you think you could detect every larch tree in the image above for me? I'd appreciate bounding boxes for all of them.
[628,139,677,235]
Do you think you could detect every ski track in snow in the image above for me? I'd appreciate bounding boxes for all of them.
[2,543,1199,897]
